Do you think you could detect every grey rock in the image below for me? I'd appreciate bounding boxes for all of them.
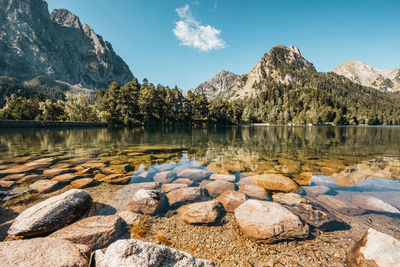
[94,239,214,267]
[153,171,177,183]
[178,169,213,181]
[194,70,241,100]
[8,189,92,237]
[129,189,167,215]
[0,0,133,90]
[0,237,91,267]
[352,195,400,214]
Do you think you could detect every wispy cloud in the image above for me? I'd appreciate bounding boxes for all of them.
[173,4,226,51]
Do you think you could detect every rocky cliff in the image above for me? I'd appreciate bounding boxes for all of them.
[332,60,400,92]
[0,0,133,90]
[193,70,241,99]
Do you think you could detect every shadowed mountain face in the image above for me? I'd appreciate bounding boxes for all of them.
[0,0,133,90]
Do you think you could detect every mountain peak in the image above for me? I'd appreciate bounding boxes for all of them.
[333,61,400,92]
[193,70,240,99]
[51,9,82,29]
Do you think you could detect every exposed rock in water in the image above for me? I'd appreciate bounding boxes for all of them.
[50,215,124,250]
[129,189,167,215]
[178,200,225,224]
[8,189,92,237]
[0,237,91,267]
[153,171,177,183]
[250,174,299,193]
[238,184,268,200]
[210,173,237,182]
[234,199,309,242]
[216,190,247,212]
[70,178,94,189]
[29,179,60,193]
[347,228,400,266]
[0,0,133,89]
[94,239,214,267]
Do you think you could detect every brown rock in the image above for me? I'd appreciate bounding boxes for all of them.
[316,195,364,216]
[238,184,268,200]
[199,179,213,188]
[51,163,73,169]
[117,211,139,225]
[272,192,307,205]
[172,178,194,186]
[50,215,124,250]
[43,168,73,177]
[161,183,188,193]
[24,158,56,168]
[0,238,91,267]
[96,173,124,183]
[177,169,213,181]
[82,162,106,169]
[71,178,94,189]
[234,200,309,242]
[166,187,206,208]
[129,189,167,215]
[0,180,15,189]
[294,172,313,186]
[107,176,132,185]
[0,165,36,175]
[347,228,400,267]
[250,174,299,193]
[204,180,236,197]
[178,200,225,224]
[210,174,236,182]
[51,173,80,182]
[1,173,25,181]
[236,176,254,186]
[29,180,60,194]
[216,190,247,212]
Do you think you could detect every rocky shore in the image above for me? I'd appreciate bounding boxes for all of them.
[1,150,400,266]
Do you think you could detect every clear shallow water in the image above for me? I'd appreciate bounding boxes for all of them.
[0,126,400,210]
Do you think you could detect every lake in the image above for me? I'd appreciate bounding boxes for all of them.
[1,126,400,266]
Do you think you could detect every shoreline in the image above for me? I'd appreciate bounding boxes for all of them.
[0,120,107,129]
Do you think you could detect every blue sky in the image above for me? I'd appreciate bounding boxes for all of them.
[46,0,400,91]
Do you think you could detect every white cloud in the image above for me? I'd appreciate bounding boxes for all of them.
[173,4,226,51]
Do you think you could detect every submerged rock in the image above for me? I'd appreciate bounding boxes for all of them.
[50,215,124,250]
[172,178,194,186]
[272,192,306,205]
[204,180,236,197]
[8,189,92,237]
[94,239,214,267]
[177,169,213,181]
[216,190,247,212]
[178,200,225,224]
[347,228,400,267]
[154,171,177,183]
[352,195,400,214]
[238,184,268,200]
[303,185,330,196]
[71,178,95,189]
[250,174,299,193]
[166,187,206,208]
[316,195,364,216]
[234,199,309,242]
[0,180,15,189]
[210,174,237,182]
[0,237,91,267]
[129,190,167,215]
[42,168,73,177]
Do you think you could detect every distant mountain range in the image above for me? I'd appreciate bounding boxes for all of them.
[194,45,400,100]
[0,0,133,91]
[332,60,400,92]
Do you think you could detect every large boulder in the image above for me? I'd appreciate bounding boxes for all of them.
[94,239,214,267]
[204,180,236,197]
[250,174,299,193]
[178,200,225,224]
[8,189,92,237]
[316,195,364,216]
[50,215,124,250]
[352,195,400,214]
[166,187,206,208]
[216,190,247,212]
[0,237,91,267]
[234,199,309,242]
[347,228,400,267]
[129,189,167,215]
[177,169,213,181]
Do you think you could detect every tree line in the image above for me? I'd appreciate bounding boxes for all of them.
[1,74,400,125]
